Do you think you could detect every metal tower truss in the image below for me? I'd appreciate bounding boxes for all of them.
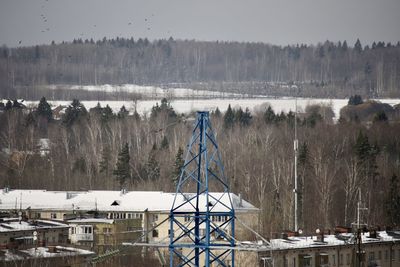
[169,111,235,267]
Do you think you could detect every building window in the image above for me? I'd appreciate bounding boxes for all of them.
[293,257,296,267]
[184,215,190,222]
[378,251,382,260]
[340,254,343,265]
[84,226,92,234]
[369,252,375,261]
[153,215,158,222]
[385,250,388,261]
[346,254,350,265]
[51,213,57,219]
[103,228,111,234]
[332,255,336,265]
[152,230,159,238]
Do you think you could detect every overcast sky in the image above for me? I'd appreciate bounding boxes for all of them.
[1,0,399,47]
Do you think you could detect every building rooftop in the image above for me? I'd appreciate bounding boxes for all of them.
[0,246,94,261]
[67,218,115,224]
[0,189,257,213]
[268,230,400,251]
[0,218,69,233]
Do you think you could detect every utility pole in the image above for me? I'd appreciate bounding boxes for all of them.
[294,93,299,232]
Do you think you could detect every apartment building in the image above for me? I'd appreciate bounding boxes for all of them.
[257,230,400,267]
[0,189,258,245]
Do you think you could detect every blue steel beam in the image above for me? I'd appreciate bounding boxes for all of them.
[169,111,235,267]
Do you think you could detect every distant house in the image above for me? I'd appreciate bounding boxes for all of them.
[52,105,67,120]
[0,218,69,249]
[36,138,50,156]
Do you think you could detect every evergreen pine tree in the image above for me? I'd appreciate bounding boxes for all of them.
[214,107,221,117]
[99,146,111,175]
[264,106,276,124]
[354,38,363,53]
[118,105,129,118]
[113,143,131,188]
[240,107,252,126]
[146,149,160,180]
[298,142,309,166]
[348,95,363,105]
[63,99,87,126]
[91,102,102,114]
[355,131,371,161]
[133,109,141,121]
[235,107,244,124]
[373,111,388,122]
[160,136,169,149]
[102,104,114,122]
[37,97,53,121]
[172,147,185,186]
[223,104,235,128]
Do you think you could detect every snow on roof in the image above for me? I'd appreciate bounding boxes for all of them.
[269,231,400,251]
[0,190,258,213]
[68,218,115,224]
[1,246,94,261]
[0,219,69,233]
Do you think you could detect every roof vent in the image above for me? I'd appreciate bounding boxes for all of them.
[369,229,378,238]
[111,200,121,206]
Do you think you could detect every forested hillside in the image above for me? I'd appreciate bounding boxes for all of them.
[1,98,400,235]
[1,38,399,99]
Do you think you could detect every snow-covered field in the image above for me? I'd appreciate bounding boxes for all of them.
[26,84,398,119]
[46,84,246,98]
[23,98,400,120]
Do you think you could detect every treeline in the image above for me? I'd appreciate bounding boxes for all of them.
[0,37,399,99]
[1,97,400,235]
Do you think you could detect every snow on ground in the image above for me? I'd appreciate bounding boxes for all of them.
[23,98,400,120]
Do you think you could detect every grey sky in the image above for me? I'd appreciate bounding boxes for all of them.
[1,0,399,47]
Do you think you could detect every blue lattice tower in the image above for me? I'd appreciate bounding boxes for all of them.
[169,111,235,267]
